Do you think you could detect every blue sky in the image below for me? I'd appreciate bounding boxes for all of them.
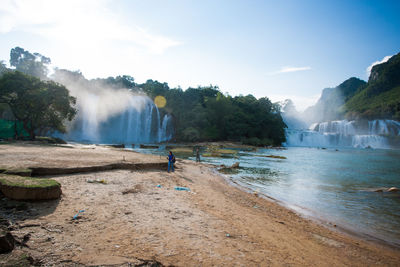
[0,0,399,110]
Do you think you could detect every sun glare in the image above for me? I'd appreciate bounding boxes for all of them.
[154,95,167,108]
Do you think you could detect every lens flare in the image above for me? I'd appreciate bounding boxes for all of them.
[154,95,167,108]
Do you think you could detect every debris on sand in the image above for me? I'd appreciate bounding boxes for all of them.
[87,179,108,184]
[174,186,190,192]
[122,184,143,194]
[72,210,85,220]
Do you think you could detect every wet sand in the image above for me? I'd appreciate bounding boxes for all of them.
[1,143,400,266]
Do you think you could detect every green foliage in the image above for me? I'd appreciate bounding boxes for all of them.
[337,77,367,102]
[2,47,287,145]
[0,60,8,76]
[0,71,76,139]
[138,81,287,146]
[182,127,200,142]
[0,174,60,188]
[10,47,51,79]
[344,52,400,119]
[242,137,274,146]
[0,103,9,118]
[92,75,137,90]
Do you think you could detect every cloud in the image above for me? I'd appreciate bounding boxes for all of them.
[0,0,181,54]
[269,66,311,75]
[366,55,392,76]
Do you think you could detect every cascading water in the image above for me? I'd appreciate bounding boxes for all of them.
[159,114,173,142]
[61,94,173,144]
[285,119,400,149]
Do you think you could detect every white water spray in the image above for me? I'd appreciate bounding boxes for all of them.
[285,119,400,149]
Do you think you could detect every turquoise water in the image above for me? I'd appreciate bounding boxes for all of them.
[134,146,400,246]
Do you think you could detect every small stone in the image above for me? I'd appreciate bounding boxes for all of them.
[231,162,240,168]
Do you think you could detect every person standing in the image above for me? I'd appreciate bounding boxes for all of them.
[195,147,201,162]
[167,151,175,172]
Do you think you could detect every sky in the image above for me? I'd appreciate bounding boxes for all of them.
[0,0,399,111]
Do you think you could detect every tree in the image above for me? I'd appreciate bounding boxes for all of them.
[10,47,51,79]
[143,82,287,145]
[0,71,76,139]
[0,60,8,76]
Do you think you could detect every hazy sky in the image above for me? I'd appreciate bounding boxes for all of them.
[0,0,399,110]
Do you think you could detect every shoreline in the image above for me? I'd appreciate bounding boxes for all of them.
[1,143,399,266]
[217,167,400,250]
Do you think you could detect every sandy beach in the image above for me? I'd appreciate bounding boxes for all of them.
[1,143,400,266]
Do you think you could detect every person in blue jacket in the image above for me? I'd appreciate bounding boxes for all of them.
[167,151,175,172]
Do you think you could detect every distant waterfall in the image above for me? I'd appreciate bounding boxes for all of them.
[61,94,173,144]
[285,120,400,149]
[159,114,174,142]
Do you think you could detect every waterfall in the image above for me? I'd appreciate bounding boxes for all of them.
[60,94,173,144]
[159,114,173,142]
[285,119,400,149]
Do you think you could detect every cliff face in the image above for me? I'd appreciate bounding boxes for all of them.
[303,77,366,124]
[344,52,400,120]
[302,52,400,124]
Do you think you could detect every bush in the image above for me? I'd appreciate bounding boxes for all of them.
[182,127,200,142]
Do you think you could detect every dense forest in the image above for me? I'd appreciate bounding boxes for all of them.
[140,81,286,145]
[0,47,287,146]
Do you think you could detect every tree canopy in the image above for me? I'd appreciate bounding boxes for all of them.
[10,47,51,79]
[1,47,287,145]
[0,71,76,139]
[139,80,286,146]
[0,60,7,76]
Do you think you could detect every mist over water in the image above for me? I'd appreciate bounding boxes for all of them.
[285,119,400,149]
[281,90,400,149]
[52,70,173,144]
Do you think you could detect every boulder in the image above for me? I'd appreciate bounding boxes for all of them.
[0,174,61,201]
[387,187,399,192]
[0,228,14,253]
[0,184,61,200]
[231,162,240,168]
[3,168,32,177]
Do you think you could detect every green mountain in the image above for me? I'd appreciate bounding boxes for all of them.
[303,52,400,123]
[303,77,366,123]
[344,52,400,120]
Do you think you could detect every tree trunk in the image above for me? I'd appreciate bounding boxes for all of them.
[14,119,18,139]
[21,119,34,140]
[28,125,35,140]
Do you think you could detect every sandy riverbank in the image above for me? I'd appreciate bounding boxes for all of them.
[0,143,399,266]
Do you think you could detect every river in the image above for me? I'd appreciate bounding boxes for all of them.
[134,146,400,246]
